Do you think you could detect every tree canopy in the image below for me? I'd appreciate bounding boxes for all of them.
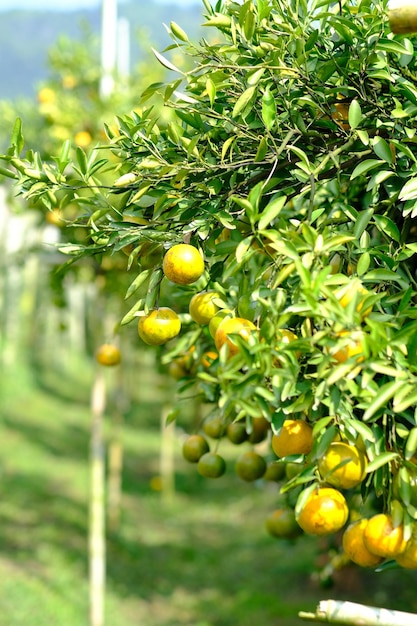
[3,0,417,568]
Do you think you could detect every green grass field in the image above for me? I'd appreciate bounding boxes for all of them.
[0,353,416,626]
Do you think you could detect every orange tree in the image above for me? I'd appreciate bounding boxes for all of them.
[3,0,417,573]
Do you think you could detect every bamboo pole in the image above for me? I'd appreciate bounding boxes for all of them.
[89,368,107,626]
[299,600,417,625]
[159,401,176,505]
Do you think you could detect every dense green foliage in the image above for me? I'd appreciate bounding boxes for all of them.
[3,0,417,569]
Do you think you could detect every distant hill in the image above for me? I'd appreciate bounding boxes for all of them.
[0,1,204,100]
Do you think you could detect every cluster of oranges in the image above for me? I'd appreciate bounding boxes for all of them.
[96,242,417,571]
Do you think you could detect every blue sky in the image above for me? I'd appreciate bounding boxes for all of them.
[0,0,200,10]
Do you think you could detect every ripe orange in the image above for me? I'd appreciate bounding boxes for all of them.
[342,519,383,568]
[182,434,210,463]
[189,291,221,324]
[197,452,226,478]
[265,508,302,539]
[138,307,181,345]
[296,487,349,535]
[396,529,417,569]
[208,308,234,339]
[162,244,205,285]
[271,419,313,458]
[363,513,406,559]
[37,86,56,104]
[318,442,368,489]
[335,278,372,318]
[331,101,350,130]
[45,209,64,227]
[331,330,366,364]
[234,451,267,482]
[214,317,257,358]
[276,328,298,346]
[75,130,92,148]
[200,350,218,369]
[95,343,121,366]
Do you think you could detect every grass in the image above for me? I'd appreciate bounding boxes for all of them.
[0,352,417,626]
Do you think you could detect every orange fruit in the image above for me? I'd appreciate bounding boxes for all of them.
[248,416,271,444]
[226,422,248,445]
[263,461,286,482]
[335,278,372,318]
[271,419,313,458]
[363,513,406,559]
[342,519,383,568]
[202,415,226,439]
[162,244,205,285]
[182,434,210,463]
[45,209,64,227]
[37,86,56,104]
[274,328,300,364]
[197,452,226,478]
[396,528,417,569]
[296,487,349,535]
[331,330,366,364]
[189,291,221,324]
[75,130,92,148]
[235,451,267,482]
[331,101,350,130]
[214,317,257,358]
[95,343,121,366]
[208,308,234,339]
[318,442,368,489]
[200,350,218,369]
[168,347,196,379]
[266,508,302,539]
[138,307,181,345]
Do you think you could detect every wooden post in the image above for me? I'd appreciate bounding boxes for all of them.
[100,0,118,98]
[299,600,417,625]
[89,368,107,626]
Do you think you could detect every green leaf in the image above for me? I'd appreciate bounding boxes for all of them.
[10,117,24,155]
[354,208,374,239]
[232,85,256,118]
[350,159,384,180]
[366,451,399,473]
[399,177,417,201]
[372,137,393,164]
[362,268,405,284]
[394,388,417,414]
[258,195,287,230]
[206,78,216,107]
[261,86,276,131]
[405,427,417,461]
[362,380,405,421]
[348,99,362,130]
[125,269,152,300]
[373,215,401,242]
[170,21,189,42]
[152,48,184,73]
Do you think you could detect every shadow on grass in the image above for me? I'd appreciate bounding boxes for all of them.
[1,362,417,626]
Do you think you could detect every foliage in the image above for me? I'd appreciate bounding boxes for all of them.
[3,0,417,569]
